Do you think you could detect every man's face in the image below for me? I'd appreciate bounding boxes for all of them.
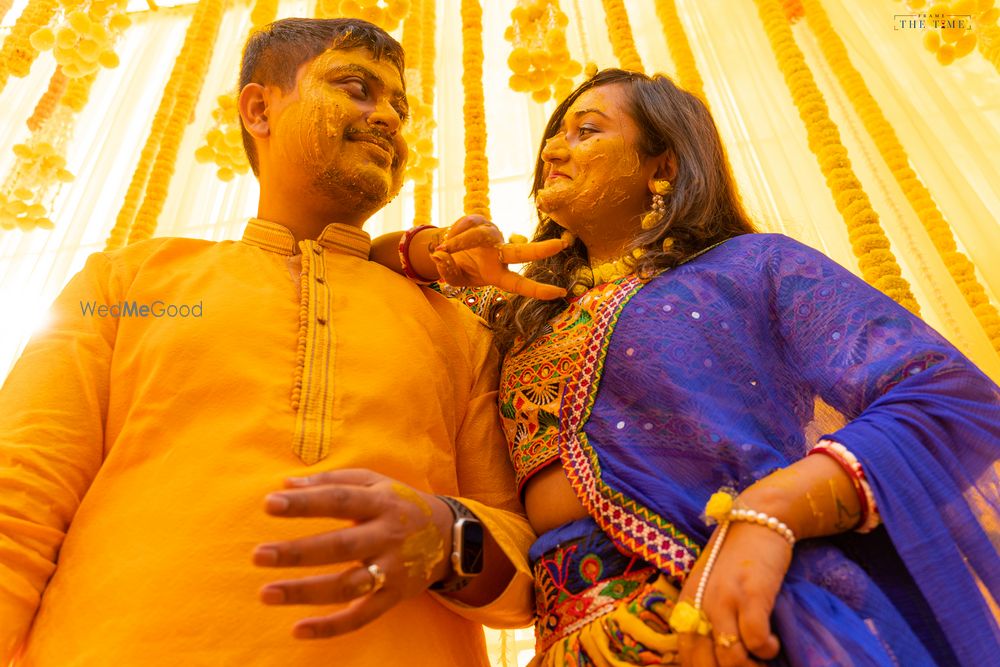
[266,47,409,212]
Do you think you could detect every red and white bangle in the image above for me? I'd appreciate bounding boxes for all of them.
[808,439,881,533]
[398,225,437,284]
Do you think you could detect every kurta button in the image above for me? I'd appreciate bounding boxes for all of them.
[316,276,325,284]
[313,246,322,255]
[316,316,327,325]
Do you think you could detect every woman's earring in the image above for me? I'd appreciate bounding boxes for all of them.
[641,179,672,230]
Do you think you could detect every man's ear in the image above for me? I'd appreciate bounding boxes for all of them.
[239,83,270,139]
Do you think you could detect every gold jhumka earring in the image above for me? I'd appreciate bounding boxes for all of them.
[640,179,673,230]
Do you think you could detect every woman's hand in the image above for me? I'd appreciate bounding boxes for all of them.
[432,215,573,300]
[675,522,792,667]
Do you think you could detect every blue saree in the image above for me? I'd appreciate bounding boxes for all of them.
[506,233,999,665]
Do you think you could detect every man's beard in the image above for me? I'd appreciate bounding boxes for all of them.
[312,161,397,214]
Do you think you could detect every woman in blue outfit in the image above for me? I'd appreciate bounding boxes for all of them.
[381,68,1000,666]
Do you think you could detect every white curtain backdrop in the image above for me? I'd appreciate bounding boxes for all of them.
[2,1,999,662]
[2,0,999,382]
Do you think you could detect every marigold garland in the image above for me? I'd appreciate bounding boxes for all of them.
[754,0,920,313]
[399,0,438,188]
[600,0,643,72]
[804,0,999,354]
[977,22,1000,73]
[902,0,999,67]
[652,0,706,104]
[59,69,99,112]
[128,0,225,244]
[504,0,582,103]
[0,0,60,94]
[105,0,222,249]
[0,68,97,232]
[26,67,68,132]
[461,0,490,218]
[412,0,436,226]
[195,0,276,182]
[782,0,804,22]
[319,0,409,31]
[29,0,130,80]
[0,0,16,23]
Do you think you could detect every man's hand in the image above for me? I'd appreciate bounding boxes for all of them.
[253,469,453,639]
[432,215,572,300]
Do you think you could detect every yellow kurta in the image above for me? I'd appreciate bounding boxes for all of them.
[0,219,534,666]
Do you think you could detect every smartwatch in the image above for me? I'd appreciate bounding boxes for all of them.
[429,496,484,591]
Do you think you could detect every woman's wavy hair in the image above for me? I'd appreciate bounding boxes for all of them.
[490,69,756,356]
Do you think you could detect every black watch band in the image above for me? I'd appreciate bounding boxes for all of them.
[429,496,484,592]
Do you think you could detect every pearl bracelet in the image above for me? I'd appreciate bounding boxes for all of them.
[727,508,796,546]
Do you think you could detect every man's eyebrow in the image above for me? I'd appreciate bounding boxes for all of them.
[325,63,407,106]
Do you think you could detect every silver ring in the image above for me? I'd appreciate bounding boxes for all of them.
[366,563,386,593]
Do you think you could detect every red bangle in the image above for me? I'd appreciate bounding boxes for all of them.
[807,445,870,530]
[398,225,437,283]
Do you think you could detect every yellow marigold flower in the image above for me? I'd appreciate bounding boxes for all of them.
[704,491,734,523]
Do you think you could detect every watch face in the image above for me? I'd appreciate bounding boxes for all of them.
[458,519,485,576]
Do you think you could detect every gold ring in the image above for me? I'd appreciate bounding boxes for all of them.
[497,246,506,264]
[366,563,386,593]
[714,633,740,649]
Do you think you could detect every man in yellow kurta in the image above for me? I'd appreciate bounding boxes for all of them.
[0,18,535,665]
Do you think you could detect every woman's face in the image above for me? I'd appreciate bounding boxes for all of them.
[534,83,662,254]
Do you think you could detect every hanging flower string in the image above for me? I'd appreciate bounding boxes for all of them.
[505,0,582,103]
[0,70,96,232]
[127,0,225,243]
[26,67,68,132]
[29,0,130,80]
[105,0,222,249]
[600,0,643,72]
[318,0,409,31]
[782,0,804,22]
[411,0,436,226]
[976,21,1000,74]
[652,0,706,104]
[0,0,16,23]
[399,0,437,190]
[899,0,999,67]
[194,0,277,182]
[461,0,490,218]
[804,0,1000,355]
[754,0,920,313]
[0,0,60,94]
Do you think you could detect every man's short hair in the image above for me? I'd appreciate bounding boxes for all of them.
[239,17,405,176]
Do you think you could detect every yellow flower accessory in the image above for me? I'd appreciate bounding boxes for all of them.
[704,491,735,524]
[668,600,712,635]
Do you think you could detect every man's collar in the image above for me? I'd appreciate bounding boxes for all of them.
[241,218,371,259]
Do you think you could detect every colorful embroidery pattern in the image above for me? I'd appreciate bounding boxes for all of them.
[533,525,656,652]
[500,296,598,490]
[556,278,701,582]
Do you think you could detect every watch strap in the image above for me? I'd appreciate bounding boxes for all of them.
[429,496,481,592]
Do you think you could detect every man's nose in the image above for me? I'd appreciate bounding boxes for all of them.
[367,99,402,135]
